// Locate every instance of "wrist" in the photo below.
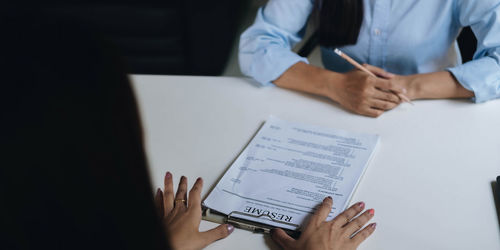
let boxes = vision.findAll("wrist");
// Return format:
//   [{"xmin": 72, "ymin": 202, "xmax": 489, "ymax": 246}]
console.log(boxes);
[
  {"xmin": 323, "ymin": 71, "xmax": 345, "ymax": 102},
  {"xmin": 401, "ymin": 74, "xmax": 422, "ymax": 100}
]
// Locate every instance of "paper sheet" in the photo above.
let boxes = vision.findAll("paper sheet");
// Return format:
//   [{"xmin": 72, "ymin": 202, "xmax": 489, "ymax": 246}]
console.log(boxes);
[{"xmin": 203, "ymin": 116, "xmax": 379, "ymax": 231}]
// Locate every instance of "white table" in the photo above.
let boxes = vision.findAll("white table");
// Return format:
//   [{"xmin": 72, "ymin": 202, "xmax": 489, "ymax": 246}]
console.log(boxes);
[{"xmin": 131, "ymin": 75, "xmax": 500, "ymax": 250}]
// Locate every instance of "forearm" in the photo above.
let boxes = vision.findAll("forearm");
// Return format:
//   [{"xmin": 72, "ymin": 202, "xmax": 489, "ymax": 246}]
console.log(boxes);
[
  {"xmin": 405, "ymin": 71, "xmax": 474, "ymax": 100},
  {"xmin": 273, "ymin": 62, "xmax": 342, "ymax": 99}
]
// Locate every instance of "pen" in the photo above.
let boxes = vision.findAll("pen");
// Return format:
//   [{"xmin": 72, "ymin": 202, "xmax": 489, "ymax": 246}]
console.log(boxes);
[{"xmin": 334, "ymin": 48, "xmax": 413, "ymax": 105}]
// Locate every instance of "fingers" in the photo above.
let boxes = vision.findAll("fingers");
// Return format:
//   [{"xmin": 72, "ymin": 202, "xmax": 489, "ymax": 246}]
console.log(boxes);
[
  {"xmin": 351, "ymin": 223, "xmax": 377, "ymax": 246},
  {"xmin": 373, "ymin": 78, "xmax": 406, "ymax": 94},
  {"xmin": 200, "ymin": 224, "xmax": 234, "ymax": 247},
  {"xmin": 373, "ymin": 88, "xmax": 401, "ymax": 103},
  {"xmin": 344, "ymin": 208, "xmax": 375, "ymax": 236},
  {"xmin": 354, "ymin": 96, "xmax": 398, "ymax": 117},
  {"xmin": 357, "ymin": 107, "xmax": 384, "ymax": 118},
  {"xmin": 331, "ymin": 202, "xmax": 365, "ymax": 228},
  {"xmin": 362, "ymin": 64, "xmax": 394, "ymax": 79},
  {"xmin": 188, "ymin": 177, "xmax": 203, "ymax": 213},
  {"xmin": 369, "ymin": 99, "xmax": 398, "ymax": 111},
  {"xmin": 270, "ymin": 228, "xmax": 295, "ymax": 249},
  {"xmin": 174, "ymin": 176, "xmax": 188, "ymax": 210},
  {"xmin": 163, "ymin": 172, "xmax": 175, "ymax": 215},
  {"xmin": 311, "ymin": 196, "xmax": 333, "ymax": 227},
  {"xmin": 154, "ymin": 188, "xmax": 164, "ymax": 218}
]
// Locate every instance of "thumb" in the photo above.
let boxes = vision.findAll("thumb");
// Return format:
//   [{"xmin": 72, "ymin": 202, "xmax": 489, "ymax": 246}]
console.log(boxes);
[
  {"xmin": 200, "ymin": 224, "xmax": 234, "ymax": 247},
  {"xmin": 362, "ymin": 63, "xmax": 394, "ymax": 79},
  {"xmin": 270, "ymin": 228, "xmax": 295, "ymax": 249}
]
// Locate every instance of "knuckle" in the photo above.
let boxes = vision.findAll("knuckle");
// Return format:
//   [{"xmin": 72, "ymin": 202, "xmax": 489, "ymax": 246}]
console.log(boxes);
[
  {"xmin": 366, "ymin": 111, "xmax": 377, "ymax": 117},
  {"xmin": 386, "ymin": 82, "xmax": 395, "ymax": 89},
  {"xmin": 332, "ymin": 216, "xmax": 345, "ymax": 227},
  {"xmin": 346, "ymin": 206, "xmax": 358, "ymax": 216},
  {"xmin": 218, "ymin": 226, "xmax": 229, "ymax": 238},
  {"xmin": 190, "ymin": 185, "xmax": 200, "ymax": 193},
  {"xmin": 352, "ymin": 101, "xmax": 363, "ymax": 111},
  {"xmin": 357, "ymin": 230, "xmax": 370, "ymax": 241},
  {"xmin": 365, "ymin": 76, "xmax": 375, "ymax": 85},
  {"xmin": 375, "ymin": 79, "xmax": 387, "ymax": 88},
  {"xmin": 361, "ymin": 87, "xmax": 371, "ymax": 97},
  {"xmin": 188, "ymin": 189, "xmax": 197, "ymax": 197},
  {"xmin": 320, "ymin": 203, "xmax": 330, "ymax": 211},
  {"xmin": 342, "ymin": 214, "xmax": 351, "ymax": 223},
  {"xmin": 190, "ymin": 205, "xmax": 202, "ymax": 213},
  {"xmin": 389, "ymin": 94, "xmax": 398, "ymax": 102},
  {"xmin": 355, "ymin": 219, "xmax": 365, "ymax": 229}
]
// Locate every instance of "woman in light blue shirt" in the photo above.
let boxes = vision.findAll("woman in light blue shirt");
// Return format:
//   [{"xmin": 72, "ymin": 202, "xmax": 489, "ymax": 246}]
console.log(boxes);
[{"xmin": 239, "ymin": 0, "xmax": 500, "ymax": 117}]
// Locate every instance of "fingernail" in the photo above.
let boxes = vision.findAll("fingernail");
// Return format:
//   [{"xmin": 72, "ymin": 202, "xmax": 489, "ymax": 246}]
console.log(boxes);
[
  {"xmin": 371, "ymin": 223, "xmax": 377, "ymax": 229},
  {"xmin": 227, "ymin": 224, "xmax": 234, "ymax": 234},
  {"xmin": 358, "ymin": 201, "xmax": 365, "ymax": 208},
  {"xmin": 326, "ymin": 196, "xmax": 333, "ymax": 201},
  {"xmin": 402, "ymin": 88, "xmax": 407, "ymax": 94},
  {"xmin": 181, "ymin": 176, "xmax": 186, "ymax": 181},
  {"xmin": 368, "ymin": 209, "xmax": 375, "ymax": 215},
  {"xmin": 166, "ymin": 172, "xmax": 172, "ymax": 179},
  {"xmin": 196, "ymin": 177, "xmax": 202, "ymax": 182},
  {"xmin": 156, "ymin": 188, "xmax": 161, "ymax": 195}
]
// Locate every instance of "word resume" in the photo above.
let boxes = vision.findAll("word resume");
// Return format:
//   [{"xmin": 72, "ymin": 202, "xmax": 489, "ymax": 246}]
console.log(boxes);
[{"xmin": 203, "ymin": 116, "xmax": 380, "ymax": 231}]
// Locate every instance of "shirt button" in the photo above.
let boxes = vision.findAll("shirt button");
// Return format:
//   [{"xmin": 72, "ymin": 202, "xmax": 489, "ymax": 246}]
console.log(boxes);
[{"xmin": 374, "ymin": 28, "xmax": 381, "ymax": 35}]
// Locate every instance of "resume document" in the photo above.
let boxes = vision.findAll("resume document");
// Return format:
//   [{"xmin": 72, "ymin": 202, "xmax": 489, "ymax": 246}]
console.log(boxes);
[{"xmin": 203, "ymin": 116, "xmax": 379, "ymax": 231}]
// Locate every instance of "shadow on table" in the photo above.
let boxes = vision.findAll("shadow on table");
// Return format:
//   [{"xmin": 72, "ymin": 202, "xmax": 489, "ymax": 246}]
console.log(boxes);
[{"xmin": 491, "ymin": 180, "xmax": 500, "ymax": 229}]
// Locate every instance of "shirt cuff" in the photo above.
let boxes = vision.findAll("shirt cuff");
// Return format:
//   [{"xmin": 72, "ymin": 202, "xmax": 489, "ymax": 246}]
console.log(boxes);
[{"xmin": 447, "ymin": 57, "xmax": 500, "ymax": 103}]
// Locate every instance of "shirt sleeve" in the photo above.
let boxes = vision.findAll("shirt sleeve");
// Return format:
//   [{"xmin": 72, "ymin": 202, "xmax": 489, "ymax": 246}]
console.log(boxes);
[
  {"xmin": 448, "ymin": 0, "xmax": 500, "ymax": 103},
  {"xmin": 238, "ymin": 0, "xmax": 313, "ymax": 86}
]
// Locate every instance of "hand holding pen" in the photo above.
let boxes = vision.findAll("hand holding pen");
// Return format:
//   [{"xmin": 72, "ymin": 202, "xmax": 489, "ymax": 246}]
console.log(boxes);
[{"xmin": 334, "ymin": 48, "xmax": 413, "ymax": 105}]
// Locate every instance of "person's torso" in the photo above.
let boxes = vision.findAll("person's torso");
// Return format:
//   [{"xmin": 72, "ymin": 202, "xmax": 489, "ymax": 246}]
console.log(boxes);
[{"xmin": 321, "ymin": 0, "xmax": 462, "ymax": 75}]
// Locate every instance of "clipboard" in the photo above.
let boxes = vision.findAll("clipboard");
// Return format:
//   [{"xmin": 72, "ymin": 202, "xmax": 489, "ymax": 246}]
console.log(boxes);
[
  {"xmin": 202, "ymin": 207, "xmax": 301, "ymax": 238},
  {"xmin": 201, "ymin": 116, "xmax": 380, "ymax": 238}
]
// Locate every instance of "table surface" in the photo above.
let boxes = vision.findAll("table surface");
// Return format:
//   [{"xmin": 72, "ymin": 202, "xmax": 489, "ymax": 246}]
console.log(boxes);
[{"xmin": 131, "ymin": 75, "xmax": 500, "ymax": 250}]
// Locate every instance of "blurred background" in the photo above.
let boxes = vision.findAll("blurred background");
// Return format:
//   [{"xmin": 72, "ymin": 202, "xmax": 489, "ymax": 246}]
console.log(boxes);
[
  {"xmin": 35, "ymin": 0, "xmax": 322, "ymax": 77},
  {"xmin": 35, "ymin": 0, "xmax": 475, "ymax": 77}
]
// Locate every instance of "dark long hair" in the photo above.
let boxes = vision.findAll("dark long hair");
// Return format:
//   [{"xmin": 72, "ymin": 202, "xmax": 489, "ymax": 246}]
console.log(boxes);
[
  {"xmin": 314, "ymin": 0, "xmax": 364, "ymax": 48},
  {"xmin": 0, "ymin": 11, "xmax": 170, "ymax": 250}
]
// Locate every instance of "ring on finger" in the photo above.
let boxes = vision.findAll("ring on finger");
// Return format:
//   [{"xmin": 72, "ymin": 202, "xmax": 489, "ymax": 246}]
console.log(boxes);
[{"xmin": 174, "ymin": 199, "xmax": 186, "ymax": 206}]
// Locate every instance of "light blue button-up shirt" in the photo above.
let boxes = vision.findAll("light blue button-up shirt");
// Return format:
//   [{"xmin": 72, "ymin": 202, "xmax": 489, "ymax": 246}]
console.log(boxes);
[{"xmin": 239, "ymin": 0, "xmax": 500, "ymax": 103}]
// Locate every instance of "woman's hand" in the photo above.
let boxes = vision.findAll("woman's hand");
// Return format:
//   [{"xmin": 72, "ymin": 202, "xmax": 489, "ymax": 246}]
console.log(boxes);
[
  {"xmin": 327, "ymin": 67, "xmax": 406, "ymax": 117},
  {"xmin": 273, "ymin": 62, "xmax": 406, "ymax": 118},
  {"xmin": 271, "ymin": 197, "xmax": 376, "ymax": 250},
  {"xmin": 155, "ymin": 172, "xmax": 234, "ymax": 250}
]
